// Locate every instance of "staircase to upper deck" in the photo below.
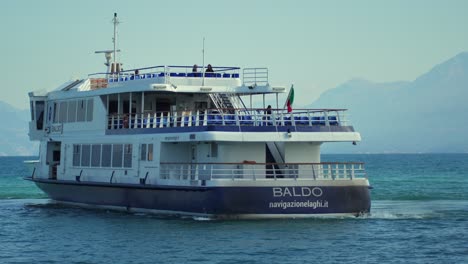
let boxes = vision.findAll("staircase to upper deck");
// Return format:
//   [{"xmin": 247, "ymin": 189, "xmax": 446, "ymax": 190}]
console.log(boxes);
[
  {"xmin": 209, "ymin": 93, "xmax": 247, "ymax": 114},
  {"xmin": 209, "ymin": 68, "xmax": 269, "ymax": 114},
  {"xmin": 209, "ymin": 93, "xmax": 232, "ymax": 111},
  {"xmin": 266, "ymin": 142, "xmax": 285, "ymax": 164}
]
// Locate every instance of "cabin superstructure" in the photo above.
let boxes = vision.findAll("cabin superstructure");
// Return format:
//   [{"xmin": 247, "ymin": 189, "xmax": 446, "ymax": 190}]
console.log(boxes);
[{"xmin": 28, "ymin": 65, "xmax": 360, "ymax": 179}]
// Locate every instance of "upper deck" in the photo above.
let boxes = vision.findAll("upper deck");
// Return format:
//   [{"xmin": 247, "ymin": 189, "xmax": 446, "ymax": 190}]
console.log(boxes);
[
  {"xmin": 80, "ymin": 65, "xmax": 270, "ymax": 94},
  {"xmin": 106, "ymin": 108, "xmax": 356, "ymax": 136}
]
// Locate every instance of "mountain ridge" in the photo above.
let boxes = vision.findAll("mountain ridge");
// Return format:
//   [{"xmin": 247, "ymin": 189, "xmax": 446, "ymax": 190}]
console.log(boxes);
[{"xmin": 310, "ymin": 51, "xmax": 468, "ymax": 153}]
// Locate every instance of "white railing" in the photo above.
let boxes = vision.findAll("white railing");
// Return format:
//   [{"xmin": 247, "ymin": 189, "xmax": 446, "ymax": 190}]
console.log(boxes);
[
  {"xmin": 159, "ymin": 162, "xmax": 366, "ymax": 181},
  {"xmin": 242, "ymin": 68, "xmax": 268, "ymax": 86},
  {"xmin": 107, "ymin": 108, "xmax": 348, "ymax": 129},
  {"xmin": 89, "ymin": 65, "xmax": 241, "ymax": 84}
]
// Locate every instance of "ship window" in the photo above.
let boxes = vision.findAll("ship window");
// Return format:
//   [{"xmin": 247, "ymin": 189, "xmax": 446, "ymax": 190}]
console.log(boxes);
[
  {"xmin": 48, "ymin": 104, "xmax": 53, "ymax": 123},
  {"xmin": 86, "ymin": 99, "xmax": 93, "ymax": 122},
  {"xmin": 35, "ymin": 101, "xmax": 45, "ymax": 130},
  {"xmin": 102, "ymin": 144, "xmax": 112, "ymax": 167},
  {"xmin": 77, "ymin": 99, "xmax": 86, "ymax": 122},
  {"xmin": 140, "ymin": 144, "xmax": 153, "ymax": 161},
  {"xmin": 91, "ymin": 144, "xmax": 101, "ymax": 167},
  {"xmin": 211, "ymin": 143, "xmax": 218, "ymax": 158},
  {"xmin": 148, "ymin": 144, "xmax": 153, "ymax": 161},
  {"xmin": 81, "ymin": 144, "xmax": 91, "ymax": 167},
  {"xmin": 54, "ymin": 102, "xmax": 59, "ymax": 123},
  {"xmin": 59, "ymin": 101, "xmax": 67, "ymax": 123},
  {"xmin": 30, "ymin": 101, "xmax": 34, "ymax": 120},
  {"xmin": 73, "ymin": 145, "xmax": 81, "ymax": 166},
  {"xmin": 124, "ymin": 144, "xmax": 132, "ymax": 168},
  {"xmin": 112, "ymin": 144, "xmax": 123, "ymax": 168},
  {"xmin": 140, "ymin": 144, "xmax": 147, "ymax": 160},
  {"xmin": 68, "ymin": 100, "xmax": 77, "ymax": 123}
]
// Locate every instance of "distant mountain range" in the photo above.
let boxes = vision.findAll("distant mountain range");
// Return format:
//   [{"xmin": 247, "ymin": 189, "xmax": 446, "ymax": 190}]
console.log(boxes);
[
  {"xmin": 1, "ymin": 52, "xmax": 467, "ymax": 155},
  {"xmin": 311, "ymin": 52, "xmax": 468, "ymax": 153},
  {"xmin": 0, "ymin": 101, "xmax": 38, "ymax": 156}
]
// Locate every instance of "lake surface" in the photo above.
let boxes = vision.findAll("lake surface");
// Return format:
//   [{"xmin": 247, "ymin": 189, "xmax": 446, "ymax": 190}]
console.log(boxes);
[{"xmin": 1, "ymin": 154, "xmax": 467, "ymax": 263}]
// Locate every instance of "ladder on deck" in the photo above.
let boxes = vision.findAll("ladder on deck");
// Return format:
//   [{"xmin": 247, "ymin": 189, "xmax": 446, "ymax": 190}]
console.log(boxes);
[
  {"xmin": 266, "ymin": 142, "xmax": 285, "ymax": 164},
  {"xmin": 209, "ymin": 93, "xmax": 247, "ymax": 114}
]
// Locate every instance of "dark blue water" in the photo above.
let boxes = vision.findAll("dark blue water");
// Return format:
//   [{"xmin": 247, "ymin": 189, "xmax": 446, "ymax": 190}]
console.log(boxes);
[{"xmin": 1, "ymin": 155, "xmax": 468, "ymax": 263}]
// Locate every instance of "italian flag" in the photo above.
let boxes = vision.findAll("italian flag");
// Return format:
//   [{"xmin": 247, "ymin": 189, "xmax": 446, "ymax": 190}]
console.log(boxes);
[{"xmin": 286, "ymin": 85, "xmax": 295, "ymax": 112}]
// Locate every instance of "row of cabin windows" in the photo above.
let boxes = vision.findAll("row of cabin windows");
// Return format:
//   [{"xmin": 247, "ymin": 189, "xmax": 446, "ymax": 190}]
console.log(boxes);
[
  {"xmin": 72, "ymin": 144, "xmax": 132, "ymax": 168},
  {"xmin": 54, "ymin": 99, "xmax": 93, "ymax": 123}
]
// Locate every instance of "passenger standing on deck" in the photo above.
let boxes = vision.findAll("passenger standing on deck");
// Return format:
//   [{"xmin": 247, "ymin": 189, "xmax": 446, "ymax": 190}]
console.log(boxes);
[
  {"xmin": 131, "ymin": 69, "xmax": 139, "ymax": 80},
  {"xmin": 206, "ymin": 64, "xmax": 214, "ymax": 72},
  {"xmin": 205, "ymin": 64, "xmax": 214, "ymax": 77},
  {"xmin": 265, "ymin": 105, "xmax": 272, "ymax": 115},
  {"xmin": 192, "ymin": 64, "xmax": 200, "ymax": 77},
  {"xmin": 123, "ymin": 114, "xmax": 129, "ymax": 129}
]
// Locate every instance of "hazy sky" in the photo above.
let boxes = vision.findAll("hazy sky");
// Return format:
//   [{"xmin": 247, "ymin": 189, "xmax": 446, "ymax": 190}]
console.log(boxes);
[{"xmin": 1, "ymin": 0, "xmax": 467, "ymax": 109}]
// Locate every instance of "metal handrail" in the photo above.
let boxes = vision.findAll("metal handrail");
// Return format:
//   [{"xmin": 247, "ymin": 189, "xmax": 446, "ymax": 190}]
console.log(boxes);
[
  {"xmin": 106, "ymin": 108, "xmax": 349, "ymax": 130},
  {"xmin": 243, "ymin": 68, "xmax": 268, "ymax": 86},
  {"xmin": 159, "ymin": 162, "xmax": 366, "ymax": 181},
  {"xmin": 89, "ymin": 65, "xmax": 241, "ymax": 78},
  {"xmin": 160, "ymin": 162, "xmax": 364, "ymax": 165}
]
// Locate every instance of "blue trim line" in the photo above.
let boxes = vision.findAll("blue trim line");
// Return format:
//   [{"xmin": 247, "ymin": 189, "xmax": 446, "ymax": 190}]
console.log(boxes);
[{"xmin": 105, "ymin": 126, "xmax": 355, "ymax": 135}]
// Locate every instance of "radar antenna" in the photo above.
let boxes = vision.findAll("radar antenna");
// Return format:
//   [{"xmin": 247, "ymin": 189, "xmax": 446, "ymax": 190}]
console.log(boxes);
[
  {"xmin": 94, "ymin": 13, "xmax": 122, "ymax": 76},
  {"xmin": 95, "ymin": 50, "xmax": 121, "ymax": 74}
]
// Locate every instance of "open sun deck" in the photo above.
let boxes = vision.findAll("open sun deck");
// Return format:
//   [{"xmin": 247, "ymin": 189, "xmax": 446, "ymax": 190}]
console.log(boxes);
[{"xmin": 85, "ymin": 65, "xmax": 265, "ymax": 91}]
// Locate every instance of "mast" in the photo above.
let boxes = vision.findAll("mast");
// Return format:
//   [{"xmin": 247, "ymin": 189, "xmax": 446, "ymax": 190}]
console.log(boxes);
[
  {"xmin": 95, "ymin": 13, "xmax": 121, "ymax": 75},
  {"xmin": 112, "ymin": 13, "xmax": 119, "ymax": 65}
]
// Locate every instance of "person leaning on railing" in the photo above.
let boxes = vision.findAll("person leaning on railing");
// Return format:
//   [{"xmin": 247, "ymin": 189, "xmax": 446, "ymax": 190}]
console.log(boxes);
[{"xmin": 123, "ymin": 114, "xmax": 129, "ymax": 129}]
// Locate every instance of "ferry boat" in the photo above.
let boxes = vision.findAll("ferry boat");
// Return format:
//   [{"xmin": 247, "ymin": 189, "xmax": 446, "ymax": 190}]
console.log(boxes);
[{"xmin": 26, "ymin": 14, "xmax": 371, "ymax": 219}]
